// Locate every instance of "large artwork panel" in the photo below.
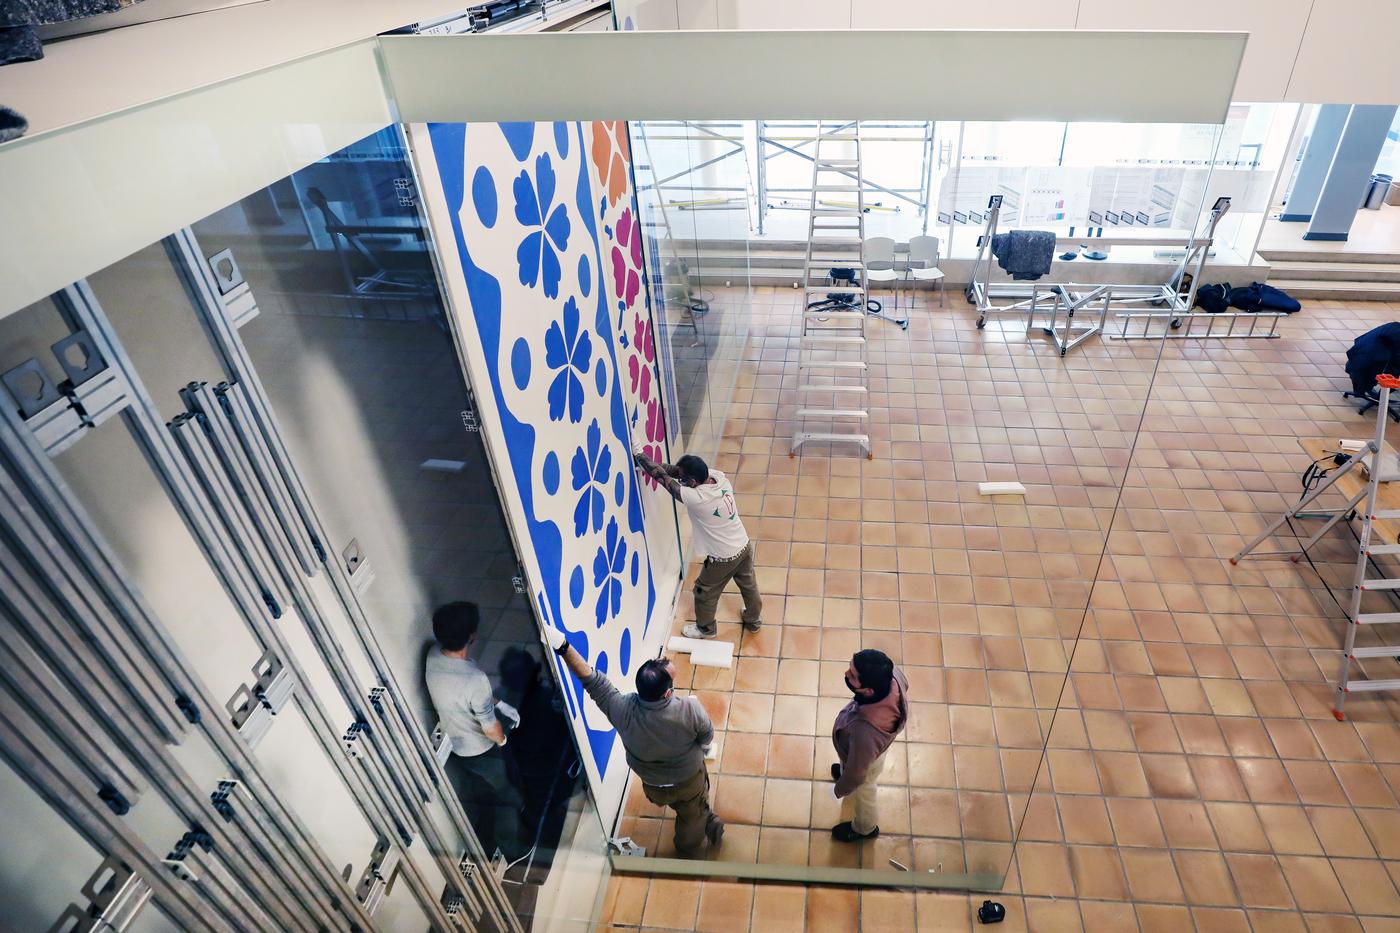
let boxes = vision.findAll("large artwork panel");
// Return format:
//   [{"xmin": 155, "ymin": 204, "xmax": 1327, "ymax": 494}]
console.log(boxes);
[
  {"xmin": 411, "ymin": 120, "xmax": 681, "ymax": 825},
  {"xmin": 586, "ymin": 119, "xmax": 684, "ymax": 608}
]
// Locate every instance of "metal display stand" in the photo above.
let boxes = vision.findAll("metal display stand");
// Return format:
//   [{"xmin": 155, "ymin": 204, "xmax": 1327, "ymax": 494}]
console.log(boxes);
[
  {"xmin": 967, "ymin": 195, "xmax": 1233, "ymax": 356},
  {"xmin": 0, "ymin": 245, "xmax": 526, "ymax": 930}
]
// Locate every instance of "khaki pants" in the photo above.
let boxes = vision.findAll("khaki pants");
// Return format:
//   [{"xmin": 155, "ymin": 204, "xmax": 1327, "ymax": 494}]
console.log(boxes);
[
  {"xmin": 642, "ymin": 763, "xmax": 721, "ymax": 858},
  {"xmin": 839, "ymin": 751, "xmax": 887, "ymax": 835},
  {"xmin": 692, "ymin": 543, "xmax": 762, "ymax": 635}
]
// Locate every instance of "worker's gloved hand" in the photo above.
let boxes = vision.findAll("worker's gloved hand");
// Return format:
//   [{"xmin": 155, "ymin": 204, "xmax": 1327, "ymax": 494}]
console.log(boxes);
[{"xmin": 543, "ymin": 625, "xmax": 567, "ymax": 654}]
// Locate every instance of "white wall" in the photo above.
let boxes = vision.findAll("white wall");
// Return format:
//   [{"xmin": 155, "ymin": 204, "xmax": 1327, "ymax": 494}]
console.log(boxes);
[{"xmin": 616, "ymin": 0, "xmax": 1400, "ymax": 104}]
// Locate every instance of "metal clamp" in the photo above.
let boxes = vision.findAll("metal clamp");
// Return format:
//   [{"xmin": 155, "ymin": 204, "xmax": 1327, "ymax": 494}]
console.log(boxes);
[
  {"xmin": 210, "ymin": 779, "xmax": 249, "ymax": 822},
  {"xmin": 354, "ymin": 839, "xmax": 402, "ymax": 914},
  {"xmin": 608, "ymin": 837, "xmax": 646, "ymax": 857},
  {"xmin": 225, "ymin": 651, "xmax": 294, "ymax": 747},
  {"xmin": 206, "ymin": 249, "xmax": 260, "ymax": 329},
  {"xmin": 162, "ymin": 827, "xmax": 215, "ymax": 882},
  {"xmin": 1, "ymin": 359, "xmax": 85, "ymax": 456},
  {"xmin": 342, "ymin": 719, "xmax": 370, "ymax": 759},
  {"xmin": 46, "ymin": 856, "xmax": 153, "ymax": 933}
]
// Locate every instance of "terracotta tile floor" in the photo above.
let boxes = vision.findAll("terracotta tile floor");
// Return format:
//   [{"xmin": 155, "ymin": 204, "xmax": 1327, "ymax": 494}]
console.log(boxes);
[{"xmin": 602, "ymin": 289, "xmax": 1400, "ymax": 931}]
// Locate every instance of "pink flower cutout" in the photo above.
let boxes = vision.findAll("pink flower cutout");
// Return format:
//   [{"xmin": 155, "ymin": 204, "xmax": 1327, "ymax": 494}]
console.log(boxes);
[{"xmin": 611, "ymin": 208, "xmax": 642, "ymax": 309}]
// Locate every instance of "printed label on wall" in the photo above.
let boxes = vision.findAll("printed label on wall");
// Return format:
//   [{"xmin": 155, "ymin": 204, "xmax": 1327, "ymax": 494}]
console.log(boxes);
[{"xmin": 411, "ymin": 120, "xmax": 681, "ymax": 825}]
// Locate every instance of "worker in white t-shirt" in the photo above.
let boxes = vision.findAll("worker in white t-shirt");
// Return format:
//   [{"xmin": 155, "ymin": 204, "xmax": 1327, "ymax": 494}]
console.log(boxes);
[{"xmin": 634, "ymin": 450, "xmax": 762, "ymax": 639}]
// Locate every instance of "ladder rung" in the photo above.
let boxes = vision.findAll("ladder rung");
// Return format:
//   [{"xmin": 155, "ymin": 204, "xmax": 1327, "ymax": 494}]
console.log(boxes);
[
  {"xmin": 1341, "ymin": 678, "xmax": 1400, "ymax": 693},
  {"xmin": 1366, "ymin": 544, "xmax": 1400, "ymax": 556},
  {"xmin": 795, "ymin": 432, "xmax": 870, "ymax": 445},
  {"xmin": 797, "ymin": 384, "xmax": 867, "ymax": 393},
  {"xmin": 814, "ymin": 184, "xmax": 860, "ymax": 192},
  {"xmin": 1371, "ymin": 510, "xmax": 1400, "ymax": 520},
  {"xmin": 800, "ymin": 335, "xmax": 865, "ymax": 345},
  {"xmin": 1360, "ymin": 579, "xmax": 1400, "ymax": 591},
  {"xmin": 1356, "ymin": 613, "xmax": 1400, "ymax": 625},
  {"xmin": 799, "ymin": 360, "xmax": 867, "ymax": 370},
  {"xmin": 817, "ymin": 160, "xmax": 860, "ymax": 169},
  {"xmin": 807, "ymin": 286, "xmax": 865, "ymax": 295},
  {"xmin": 796, "ymin": 408, "xmax": 868, "ymax": 419},
  {"xmin": 1349, "ymin": 646, "xmax": 1400, "ymax": 659}
]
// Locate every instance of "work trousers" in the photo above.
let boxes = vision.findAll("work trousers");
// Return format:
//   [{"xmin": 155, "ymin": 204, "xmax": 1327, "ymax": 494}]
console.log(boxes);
[
  {"xmin": 839, "ymin": 751, "xmax": 887, "ymax": 835},
  {"xmin": 448, "ymin": 746, "xmax": 528, "ymax": 859},
  {"xmin": 692, "ymin": 543, "xmax": 762, "ymax": 635},
  {"xmin": 642, "ymin": 763, "xmax": 721, "ymax": 858}
]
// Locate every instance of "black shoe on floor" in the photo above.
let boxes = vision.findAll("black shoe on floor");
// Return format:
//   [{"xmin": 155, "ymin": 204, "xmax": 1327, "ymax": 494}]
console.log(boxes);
[
  {"xmin": 830, "ymin": 821, "xmax": 879, "ymax": 843},
  {"xmin": 831, "ymin": 763, "xmax": 841, "ymax": 782},
  {"xmin": 706, "ymin": 818, "xmax": 725, "ymax": 848},
  {"xmin": 742, "ymin": 620, "xmax": 763, "ymax": 633}
]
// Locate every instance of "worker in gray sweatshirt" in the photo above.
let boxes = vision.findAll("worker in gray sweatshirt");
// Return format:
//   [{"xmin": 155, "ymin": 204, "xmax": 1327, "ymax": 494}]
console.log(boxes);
[
  {"xmin": 829, "ymin": 648, "xmax": 909, "ymax": 842},
  {"xmin": 545, "ymin": 626, "xmax": 723, "ymax": 857}
]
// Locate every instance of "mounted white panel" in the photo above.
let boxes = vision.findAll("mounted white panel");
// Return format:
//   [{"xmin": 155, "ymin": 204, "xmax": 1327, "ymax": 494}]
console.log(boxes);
[
  {"xmin": 0, "ymin": 42, "xmax": 389, "ymax": 318},
  {"xmin": 381, "ymin": 29, "xmax": 1246, "ymax": 124},
  {"xmin": 1074, "ymin": 0, "xmax": 1313, "ymax": 103},
  {"xmin": 1286, "ymin": 0, "xmax": 1400, "ymax": 104}
]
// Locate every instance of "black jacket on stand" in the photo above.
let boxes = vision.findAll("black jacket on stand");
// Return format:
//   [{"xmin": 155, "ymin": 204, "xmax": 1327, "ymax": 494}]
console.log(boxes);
[{"xmin": 1345, "ymin": 322, "xmax": 1400, "ymax": 396}]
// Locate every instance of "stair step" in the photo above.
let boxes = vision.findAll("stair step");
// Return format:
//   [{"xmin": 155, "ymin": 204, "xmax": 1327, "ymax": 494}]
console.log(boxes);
[
  {"xmin": 1341, "ymin": 678, "xmax": 1400, "ymax": 693},
  {"xmin": 1259, "ymin": 248, "xmax": 1400, "ymax": 265},
  {"xmin": 1349, "ymin": 646, "xmax": 1400, "ymax": 659},
  {"xmin": 1268, "ymin": 260, "xmax": 1400, "ymax": 282},
  {"xmin": 797, "ymin": 384, "xmax": 867, "ymax": 393},
  {"xmin": 1355, "ymin": 613, "xmax": 1400, "ymax": 625},
  {"xmin": 1366, "ymin": 544, "xmax": 1400, "ymax": 556},
  {"xmin": 1270, "ymin": 280, "xmax": 1400, "ymax": 301},
  {"xmin": 1360, "ymin": 578, "xmax": 1400, "ymax": 591}
]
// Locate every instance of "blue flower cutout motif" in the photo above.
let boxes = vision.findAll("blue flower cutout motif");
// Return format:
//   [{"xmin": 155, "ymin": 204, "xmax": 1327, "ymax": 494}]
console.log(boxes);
[
  {"xmin": 514, "ymin": 152, "xmax": 572, "ymax": 297},
  {"xmin": 592, "ymin": 516, "xmax": 628, "ymax": 626},
  {"xmin": 570, "ymin": 419, "xmax": 612, "ymax": 536},
  {"xmin": 544, "ymin": 297, "xmax": 593, "ymax": 423}
]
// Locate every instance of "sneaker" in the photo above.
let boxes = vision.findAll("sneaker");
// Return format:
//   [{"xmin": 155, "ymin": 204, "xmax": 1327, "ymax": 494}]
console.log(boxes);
[
  {"xmin": 830, "ymin": 821, "xmax": 879, "ymax": 843},
  {"xmin": 830, "ymin": 763, "xmax": 841, "ymax": 782},
  {"xmin": 742, "ymin": 620, "xmax": 763, "ymax": 633},
  {"xmin": 682, "ymin": 623, "xmax": 717, "ymax": 640}
]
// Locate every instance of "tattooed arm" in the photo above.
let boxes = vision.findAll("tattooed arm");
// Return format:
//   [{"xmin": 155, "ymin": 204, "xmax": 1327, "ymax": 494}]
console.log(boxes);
[{"xmin": 633, "ymin": 451, "xmax": 686, "ymax": 502}]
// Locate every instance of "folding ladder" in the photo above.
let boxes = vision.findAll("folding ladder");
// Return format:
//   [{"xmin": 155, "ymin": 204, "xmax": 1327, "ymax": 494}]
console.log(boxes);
[
  {"xmin": 792, "ymin": 121, "xmax": 872, "ymax": 459},
  {"xmin": 1231, "ymin": 374, "xmax": 1400, "ymax": 719}
]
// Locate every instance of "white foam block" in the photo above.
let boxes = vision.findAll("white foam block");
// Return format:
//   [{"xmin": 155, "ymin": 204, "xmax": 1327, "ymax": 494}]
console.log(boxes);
[
  {"xmin": 978, "ymin": 481, "xmax": 1026, "ymax": 496},
  {"xmin": 665, "ymin": 636, "xmax": 734, "ymax": 669}
]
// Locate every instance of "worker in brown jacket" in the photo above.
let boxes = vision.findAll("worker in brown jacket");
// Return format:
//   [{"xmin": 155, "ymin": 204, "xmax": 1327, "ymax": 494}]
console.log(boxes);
[{"xmin": 829, "ymin": 649, "xmax": 909, "ymax": 842}]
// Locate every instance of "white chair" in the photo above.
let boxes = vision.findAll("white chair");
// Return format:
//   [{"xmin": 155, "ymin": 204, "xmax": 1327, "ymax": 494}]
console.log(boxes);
[
  {"xmin": 906, "ymin": 235, "xmax": 946, "ymax": 307},
  {"xmin": 863, "ymin": 235, "xmax": 900, "ymax": 316}
]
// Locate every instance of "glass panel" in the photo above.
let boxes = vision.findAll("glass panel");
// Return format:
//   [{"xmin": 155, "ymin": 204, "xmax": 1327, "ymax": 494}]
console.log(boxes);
[{"xmin": 604, "ymin": 118, "xmax": 1238, "ymax": 892}]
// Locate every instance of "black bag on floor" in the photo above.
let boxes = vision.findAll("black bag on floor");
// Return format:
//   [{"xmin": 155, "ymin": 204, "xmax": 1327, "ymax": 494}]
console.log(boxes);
[
  {"xmin": 1194, "ymin": 282, "xmax": 1230, "ymax": 313},
  {"xmin": 1228, "ymin": 281, "xmax": 1302, "ymax": 314}
]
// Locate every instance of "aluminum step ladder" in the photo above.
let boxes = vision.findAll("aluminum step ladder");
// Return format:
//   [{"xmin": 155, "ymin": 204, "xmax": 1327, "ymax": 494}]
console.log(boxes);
[
  {"xmin": 792, "ymin": 121, "xmax": 871, "ymax": 459},
  {"xmin": 1230, "ymin": 374, "xmax": 1400, "ymax": 719}
]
